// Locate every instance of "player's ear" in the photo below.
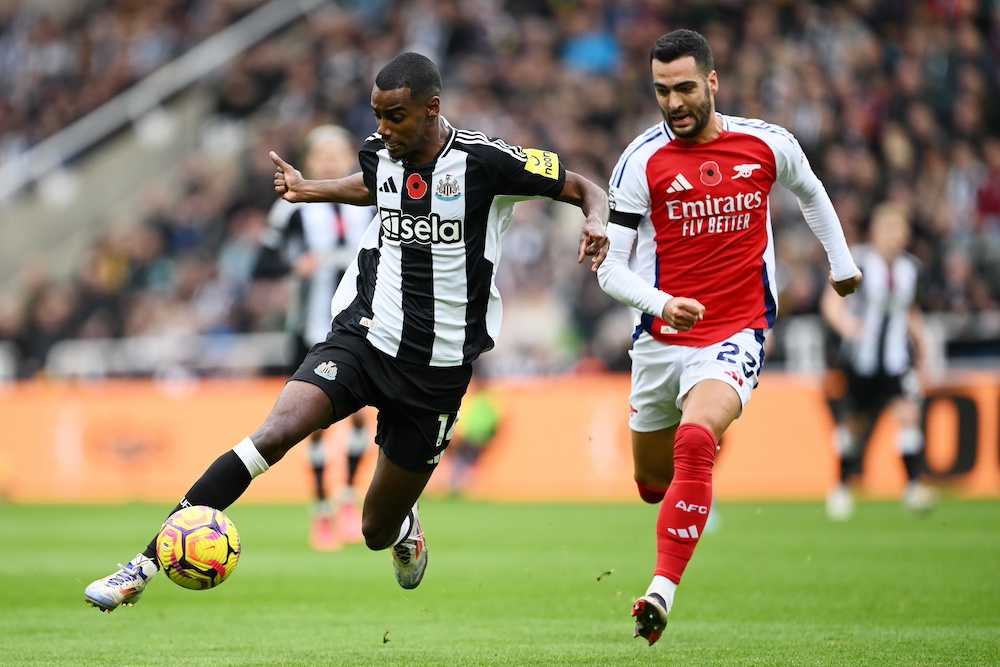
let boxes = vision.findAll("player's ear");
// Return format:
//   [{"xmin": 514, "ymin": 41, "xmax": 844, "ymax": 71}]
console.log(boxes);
[{"xmin": 426, "ymin": 96, "xmax": 441, "ymax": 118}]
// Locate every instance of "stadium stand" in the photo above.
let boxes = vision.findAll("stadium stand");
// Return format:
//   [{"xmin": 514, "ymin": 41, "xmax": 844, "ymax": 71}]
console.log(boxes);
[{"xmin": 1, "ymin": 0, "xmax": 999, "ymax": 379}]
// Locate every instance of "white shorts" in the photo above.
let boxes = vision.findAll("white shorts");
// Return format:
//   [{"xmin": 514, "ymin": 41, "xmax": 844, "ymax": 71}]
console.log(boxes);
[{"xmin": 628, "ymin": 328, "xmax": 766, "ymax": 433}]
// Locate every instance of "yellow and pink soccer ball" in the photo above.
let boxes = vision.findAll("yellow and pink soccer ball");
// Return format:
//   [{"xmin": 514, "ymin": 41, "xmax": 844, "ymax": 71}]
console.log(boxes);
[{"xmin": 156, "ymin": 505, "xmax": 241, "ymax": 590}]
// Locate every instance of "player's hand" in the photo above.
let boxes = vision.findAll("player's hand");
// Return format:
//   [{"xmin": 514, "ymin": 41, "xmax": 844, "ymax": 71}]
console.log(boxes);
[
  {"xmin": 662, "ymin": 297, "xmax": 705, "ymax": 332},
  {"xmin": 270, "ymin": 151, "xmax": 305, "ymax": 202},
  {"xmin": 578, "ymin": 218, "xmax": 609, "ymax": 272},
  {"xmin": 830, "ymin": 271, "xmax": 862, "ymax": 297},
  {"xmin": 292, "ymin": 252, "xmax": 319, "ymax": 277}
]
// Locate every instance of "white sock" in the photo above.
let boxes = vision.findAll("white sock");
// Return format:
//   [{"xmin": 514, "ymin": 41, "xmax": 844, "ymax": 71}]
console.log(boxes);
[
  {"xmin": 898, "ymin": 427, "xmax": 924, "ymax": 456},
  {"xmin": 646, "ymin": 575, "xmax": 678, "ymax": 614},
  {"xmin": 233, "ymin": 437, "xmax": 270, "ymax": 479}
]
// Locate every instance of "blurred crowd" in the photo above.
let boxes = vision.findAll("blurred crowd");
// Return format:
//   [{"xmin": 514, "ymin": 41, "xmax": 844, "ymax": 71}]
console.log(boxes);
[{"xmin": 1, "ymin": 0, "xmax": 1000, "ymax": 379}]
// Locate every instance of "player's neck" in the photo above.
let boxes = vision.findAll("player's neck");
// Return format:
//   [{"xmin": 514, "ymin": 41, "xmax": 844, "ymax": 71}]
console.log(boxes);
[
  {"xmin": 406, "ymin": 118, "xmax": 451, "ymax": 166},
  {"xmin": 675, "ymin": 113, "xmax": 723, "ymax": 145}
]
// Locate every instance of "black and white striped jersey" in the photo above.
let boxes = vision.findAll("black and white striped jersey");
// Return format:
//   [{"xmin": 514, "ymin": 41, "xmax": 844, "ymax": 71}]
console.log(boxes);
[
  {"xmin": 254, "ymin": 198, "xmax": 373, "ymax": 345},
  {"xmin": 329, "ymin": 123, "xmax": 566, "ymax": 367},
  {"xmin": 840, "ymin": 244, "xmax": 921, "ymax": 376}
]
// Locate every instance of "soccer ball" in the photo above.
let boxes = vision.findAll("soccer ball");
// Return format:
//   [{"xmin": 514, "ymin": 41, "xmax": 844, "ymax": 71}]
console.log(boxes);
[{"xmin": 156, "ymin": 505, "xmax": 241, "ymax": 590}]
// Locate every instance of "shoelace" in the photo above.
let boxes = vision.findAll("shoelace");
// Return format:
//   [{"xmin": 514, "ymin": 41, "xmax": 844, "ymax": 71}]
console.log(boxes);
[
  {"xmin": 108, "ymin": 563, "xmax": 145, "ymax": 586},
  {"xmin": 392, "ymin": 544, "xmax": 412, "ymax": 565}
]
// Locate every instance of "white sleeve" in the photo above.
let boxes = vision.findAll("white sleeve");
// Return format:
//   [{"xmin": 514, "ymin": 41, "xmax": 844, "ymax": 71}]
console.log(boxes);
[
  {"xmin": 596, "ymin": 222, "xmax": 671, "ymax": 318},
  {"xmin": 797, "ymin": 191, "xmax": 860, "ymax": 281},
  {"xmin": 776, "ymin": 136, "xmax": 859, "ymax": 282}
]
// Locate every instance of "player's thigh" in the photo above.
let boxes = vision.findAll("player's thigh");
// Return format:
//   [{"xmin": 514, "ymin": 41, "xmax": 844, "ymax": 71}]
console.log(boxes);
[
  {"xmin": 370, "ymin": 355, "xmax": 471, "ymax": 473},
  {"xmin": 678, "ymin": 329, "xmax": 765, "ymax": 434},
  {"xmin": 290, "ymin": 334, "xmax": 373, "ymax": 421},
  {"xmin": 627, "ymin": 333, "xmax": 686, "ymax": 433},
  {"xmin": 680, "ymin": 380, "xmax": 743, "ymax": 440},
  {"xmin": 632, "ymin": 426, "xmax": 678, "ymax": 488}
]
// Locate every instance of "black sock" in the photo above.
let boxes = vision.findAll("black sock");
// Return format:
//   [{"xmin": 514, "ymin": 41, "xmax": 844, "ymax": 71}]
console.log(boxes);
[
  {"xmin": 313, "ymin": 465, "xmax": 326, "ymax": 502},
  {"xmin": 840, "ymin": 456, "xmax": 863, "ymax": 484},
  {"xmin": 347, "ymin": 454, "xmax": 363, "ymax": 486},
  {"xmin": 902, "ymin": 453, "xmax": 923, "ymax": 482},
  {"xmin": 143, "ymin": 450, "xmax": 253, "ymax": 563}
]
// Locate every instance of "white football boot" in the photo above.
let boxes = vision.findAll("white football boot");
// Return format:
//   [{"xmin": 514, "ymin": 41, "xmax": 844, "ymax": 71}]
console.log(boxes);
[
  {"xmin": 904, "ymin": 481, "xmax": 937, "ymax": 514},
  {"xmin": 391, "ymin": 506, "xmax": 427, "ymax": 589},
  {"xmin": 84, "ymin": 553, "xmax": 158, "ymax": 612},
  {"xmin": 825, "ymin": 484, "xmax": 855, "ymax": 521}
]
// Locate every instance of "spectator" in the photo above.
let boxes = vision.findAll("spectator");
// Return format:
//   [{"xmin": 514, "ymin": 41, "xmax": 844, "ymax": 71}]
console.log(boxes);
[{"xmin": 1, "ymin": 0, "xmax": 999, "ymax": 378}]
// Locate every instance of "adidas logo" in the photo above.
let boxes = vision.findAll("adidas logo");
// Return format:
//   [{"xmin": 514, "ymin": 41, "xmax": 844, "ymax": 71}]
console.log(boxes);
[
  {"xmin": 665, "ymin": 173, "xmax": 694, "ymax": 194},
  {"xmin": 379, "ymin": 178, "xmax": 398, "ymax": 194},
  {"xmin": 666, "ymin": 524, "xmax": 700, "ymax": 539}
]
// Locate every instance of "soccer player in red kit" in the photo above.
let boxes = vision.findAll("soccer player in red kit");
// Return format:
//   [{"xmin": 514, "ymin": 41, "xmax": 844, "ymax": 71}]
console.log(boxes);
[{"xmin": 597, "ymin": 29, "xmax": 863, "ymax": 646}]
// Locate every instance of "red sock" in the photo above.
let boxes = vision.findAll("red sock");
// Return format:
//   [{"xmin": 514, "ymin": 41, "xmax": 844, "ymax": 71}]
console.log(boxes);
[
  {"xmin": 655, "ymin": 423, "xmax": 717, "ymax": 584},
  {"xmin": 636, "ymin": 479, "xmax": 667, "ymax": 504}
]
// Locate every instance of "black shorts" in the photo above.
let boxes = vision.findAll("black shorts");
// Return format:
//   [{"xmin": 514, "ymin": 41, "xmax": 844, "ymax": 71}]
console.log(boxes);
[
  {"xmin": 842, "ymin": 367, "xmax": 919, "ymax": 415},
  {"xmin": 290, "ymin": 331, "xmax": 472, "ymax": 472}
]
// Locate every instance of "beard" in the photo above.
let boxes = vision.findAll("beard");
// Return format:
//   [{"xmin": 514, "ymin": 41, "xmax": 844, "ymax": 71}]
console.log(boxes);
[{"xmin": 663, "ymin": 85, "xmax": 713, "ymax": 138}]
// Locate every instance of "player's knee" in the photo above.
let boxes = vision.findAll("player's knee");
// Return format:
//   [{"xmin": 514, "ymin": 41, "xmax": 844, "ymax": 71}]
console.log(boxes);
[
  {"xmin": 635, "ymin": 470, "xmax": 672, "ymax": 497},
  {"xmin": 635, "ymin": 477, "xmax": 668, "ymax": 504},
  {"xmin": 674, "ymin": 423, "xmax": 718, "ymax": 475}
]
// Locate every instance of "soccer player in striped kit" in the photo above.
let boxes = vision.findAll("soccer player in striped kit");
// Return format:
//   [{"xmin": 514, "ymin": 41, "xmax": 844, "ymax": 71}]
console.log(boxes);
[
  {"xmin": 821, "ymin": 202, "xmax": 936, "ymax": 520},
  {"xmin": 84, "ymin": 52, "xmax": 609, "ymax": 611},
  {"xmin": 251, "ymin": 125, "xmax": 374, "ymax": 551},
  {"xmin": 596, "ymin": 29, "xmax": 862, "ymax": 645}
]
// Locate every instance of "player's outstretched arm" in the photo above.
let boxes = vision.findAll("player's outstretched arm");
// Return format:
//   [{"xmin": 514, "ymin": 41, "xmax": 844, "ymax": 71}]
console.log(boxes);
[
  {"xmin": 270, "ymin": 151, "xmax": 374, "ymax": 206},
  {"xmin": 555, "ymin": 170, "xmax": 609, "ymax": 271}
]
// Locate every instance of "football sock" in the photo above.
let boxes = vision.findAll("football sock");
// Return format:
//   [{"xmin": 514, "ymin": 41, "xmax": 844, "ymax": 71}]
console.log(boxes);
[
  {"xmin": 835, "ymin": 425, "xmax": 863, "ymax": 483},
  {"xmin": 142, "ymin": 438, "xmax": 269, "ymax": 565},
  {"xmin": 308, "ymin": 435, "xmax": 327, "ymax": 502},
  {"xmin": 898, "ymin": 426, "xmax": 924, "ymax": 481},
  {"xmin": 346, "ymin": 423, "xmax": 369, "ymax": 485},
  {"xmin": 347, "ymin": 454, "xmax": 363, "ymax": 486},
  {"xmin": 654, "ymin": 423, "xmax": 717, "ymax": 584},
  {"xmin": 636, "ymin": 479, "xmax": 667, "ymax": 504},
  {"xmin": 646, "ymin": 574, "xmax": 678, "ymax": 614},
  {"xmin": 902, "ymin": 453, "xmax": 923, "ymax": 482}
]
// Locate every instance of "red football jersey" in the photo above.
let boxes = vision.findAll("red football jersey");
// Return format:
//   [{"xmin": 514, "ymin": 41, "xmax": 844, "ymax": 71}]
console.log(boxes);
[{"xmin": 608, "ymin": 114, "xmax": 833, "ymax": 346}]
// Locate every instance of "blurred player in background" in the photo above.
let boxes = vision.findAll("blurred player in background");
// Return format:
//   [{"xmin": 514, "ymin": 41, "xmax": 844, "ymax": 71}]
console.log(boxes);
[
  {"xmin": 821, "ymin": 202, "xmax": 936, "ymax": 520},
  {"xmin": 445, "ymin": 369, "xmax": 501, "ymax": 495},
  {"xmin": 84, "ymin": 52, "xmax": 608, "ymax": 612},
  {"xmin": 252, "ymin": 125, "xmax": 373, "ymax": 550},
  {"xmin": 597, "ymin": 29, "xmax": 861, "ymax": 646}
]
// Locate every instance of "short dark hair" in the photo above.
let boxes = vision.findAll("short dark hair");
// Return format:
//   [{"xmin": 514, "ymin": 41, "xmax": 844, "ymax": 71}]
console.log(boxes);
[
  {"xmin": 650, "ymin": 29, "xmax": 714, "ymax": 75},
  {"xmin": 375, "ymin": 52, "xmax": 442, "ymax": 101}
]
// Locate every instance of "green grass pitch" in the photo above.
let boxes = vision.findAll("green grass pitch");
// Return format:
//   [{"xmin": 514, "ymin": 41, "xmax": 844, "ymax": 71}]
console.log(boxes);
[{"xmin": 1, "ymin": 499, "xmax": 998, "ymax": 666}]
